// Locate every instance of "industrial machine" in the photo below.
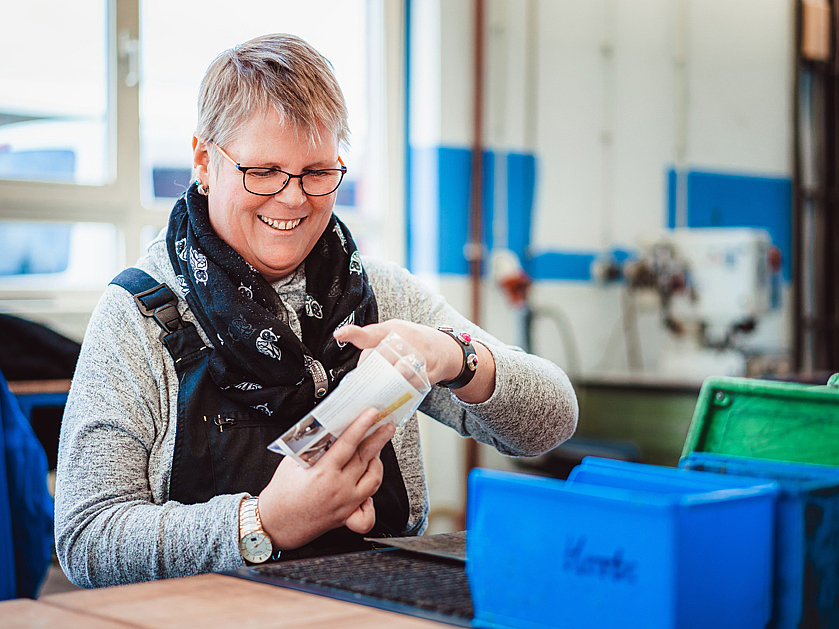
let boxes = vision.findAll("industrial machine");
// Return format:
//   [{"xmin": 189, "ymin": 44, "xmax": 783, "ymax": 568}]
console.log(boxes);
[{"xmin": 624, "ymin": 228, "xmax": 782, "ymax": 380}]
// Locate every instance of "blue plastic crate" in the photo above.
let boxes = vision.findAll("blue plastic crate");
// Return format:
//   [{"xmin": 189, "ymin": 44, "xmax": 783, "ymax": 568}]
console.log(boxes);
[
  {"xmin": 466, "ymin": 462, "xmax": 778, "ymax": 629},
  {"xmin": 680, "ymin": 452, "xmax": 839, "ymax": 629}
]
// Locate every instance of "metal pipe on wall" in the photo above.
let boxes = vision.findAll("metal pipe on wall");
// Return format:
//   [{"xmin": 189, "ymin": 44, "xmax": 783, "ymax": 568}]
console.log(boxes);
[
  {"xmin": 793, "ymin": 0, "xmax": 839, "ymax": 374},
  {"xmin": 793, "ymin": 0, "xmax": 804, "ymax": 371},
  {"xmin": 464, "ymin": 0, "xmax": 486, "ymax": 497}
]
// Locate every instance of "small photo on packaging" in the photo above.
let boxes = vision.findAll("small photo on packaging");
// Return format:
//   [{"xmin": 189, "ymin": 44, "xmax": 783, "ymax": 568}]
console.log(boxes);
[
  {"xmin": 277, "ymin": 415, "xmax": 337, "ymax": 466},
  {"xmin": 294, "ymin": 430, "xmax": 337, "ymax": 466}
]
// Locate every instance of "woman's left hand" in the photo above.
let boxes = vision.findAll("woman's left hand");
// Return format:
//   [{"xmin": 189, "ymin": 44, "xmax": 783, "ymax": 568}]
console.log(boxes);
[{"xmin": 333, "ymin": 320, "xmax": 496, "ymax": 404}]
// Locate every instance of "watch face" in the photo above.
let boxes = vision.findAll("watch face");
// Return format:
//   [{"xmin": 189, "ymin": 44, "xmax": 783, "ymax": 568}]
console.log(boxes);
[{"xmin": 240, "ymin": 532, "xmax": 273, "ymax": 563}]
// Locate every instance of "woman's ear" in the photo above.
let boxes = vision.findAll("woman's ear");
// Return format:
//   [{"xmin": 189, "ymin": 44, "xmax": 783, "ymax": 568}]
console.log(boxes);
[{"xmin": 192, "ymin": 136, "xmax": 210, "ymax": 181}]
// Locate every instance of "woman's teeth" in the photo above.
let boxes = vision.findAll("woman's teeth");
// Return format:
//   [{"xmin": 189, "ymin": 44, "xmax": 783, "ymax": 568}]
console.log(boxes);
[{"xmin": 259, "ymin": 215, "xmax": 302, "ymax": 231}]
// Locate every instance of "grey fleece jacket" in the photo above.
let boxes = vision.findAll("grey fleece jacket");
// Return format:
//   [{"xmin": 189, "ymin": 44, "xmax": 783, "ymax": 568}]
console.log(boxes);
[{"xmin": 55, "ymin": 229, "xmax": 578, "ymax": 588}]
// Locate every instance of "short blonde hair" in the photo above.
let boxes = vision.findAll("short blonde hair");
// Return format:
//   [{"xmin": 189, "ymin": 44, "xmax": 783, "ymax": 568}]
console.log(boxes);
[{"xmin": 195, "ymin": 33, "xmax": 350, "ymax": 162}]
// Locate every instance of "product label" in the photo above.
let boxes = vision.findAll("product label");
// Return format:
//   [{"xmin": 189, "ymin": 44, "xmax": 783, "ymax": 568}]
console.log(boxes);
[{"xmin": 269, "ymin": 348, "xmax": 427, "ymax": 467}]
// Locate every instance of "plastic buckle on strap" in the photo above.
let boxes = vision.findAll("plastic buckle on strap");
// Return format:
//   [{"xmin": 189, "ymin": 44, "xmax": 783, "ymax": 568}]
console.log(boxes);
[
  {"xmin": 151, "ymin": 303, "xmax": 186, "ymax": 339},
  {"xmin": 133, "ymin": 283, "xmax": 187, "ymax": 339}
]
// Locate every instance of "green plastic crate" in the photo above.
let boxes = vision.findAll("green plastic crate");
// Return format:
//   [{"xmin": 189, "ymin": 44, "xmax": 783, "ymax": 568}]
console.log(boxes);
[{"xmin": 681, "ymin": 374, "xmax": 839, "ymax": 465}]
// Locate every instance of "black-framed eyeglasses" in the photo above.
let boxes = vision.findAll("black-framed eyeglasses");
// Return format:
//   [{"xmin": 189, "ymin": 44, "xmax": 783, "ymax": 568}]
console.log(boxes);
[{"xmin": 212, "ymin": 141, "xmax": 347, "ymax": 197}]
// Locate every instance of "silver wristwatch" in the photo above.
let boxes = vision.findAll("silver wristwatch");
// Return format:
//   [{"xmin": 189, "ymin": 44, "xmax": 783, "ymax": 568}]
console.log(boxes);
[{"xmin": 238, "ymin": 496, "xmax": 275, "ymax": 564}]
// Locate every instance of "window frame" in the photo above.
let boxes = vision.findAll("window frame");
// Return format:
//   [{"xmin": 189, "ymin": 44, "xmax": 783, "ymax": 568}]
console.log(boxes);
[{"xmin": 0, "ymin": 0, "xmax": 157, "ymax": 268}]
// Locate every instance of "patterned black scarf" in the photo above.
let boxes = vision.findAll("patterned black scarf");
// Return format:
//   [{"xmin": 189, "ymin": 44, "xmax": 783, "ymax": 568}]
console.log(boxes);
[{"xmin": 166, "ymin": 182, "xmax": 377, "ymax": 427}]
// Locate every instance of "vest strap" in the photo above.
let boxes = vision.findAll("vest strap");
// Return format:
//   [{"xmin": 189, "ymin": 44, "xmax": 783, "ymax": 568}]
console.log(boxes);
[{"xmin": 111, "ymin": 268, "xmax": 190, "ymax": 340}]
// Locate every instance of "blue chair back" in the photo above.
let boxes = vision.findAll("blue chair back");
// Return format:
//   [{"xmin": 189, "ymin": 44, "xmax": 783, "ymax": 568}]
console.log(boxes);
[{"xmin": 0, "ymin": 369, "xmax": 53, "ymax": 600}]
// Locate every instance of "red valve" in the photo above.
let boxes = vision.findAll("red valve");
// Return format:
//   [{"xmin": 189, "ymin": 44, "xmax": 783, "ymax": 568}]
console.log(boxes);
[{"xmin": 768, "ymin": 246, "xmax": 782, "ymax": 273}]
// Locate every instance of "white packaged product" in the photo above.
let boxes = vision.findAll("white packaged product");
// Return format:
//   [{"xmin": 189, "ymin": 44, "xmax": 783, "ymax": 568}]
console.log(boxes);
[{"xmin": 268, "ymin": 332, "xmax": 431, "ymax": 467}]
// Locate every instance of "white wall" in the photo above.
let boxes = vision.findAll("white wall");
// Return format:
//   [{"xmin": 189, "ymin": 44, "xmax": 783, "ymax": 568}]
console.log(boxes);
[{"xmin": 410, "ymin": 0, "xmax": 795, "ymax": 530}]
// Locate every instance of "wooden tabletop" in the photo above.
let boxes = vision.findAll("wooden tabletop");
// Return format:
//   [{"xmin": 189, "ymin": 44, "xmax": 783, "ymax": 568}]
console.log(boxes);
[
  {"xmin": 0, "ymin": 573, "xmax": 449, "ymax": 628},
  {"xmin": 7, "ymin": 379, "xmax": 72, "ymax": 395}
]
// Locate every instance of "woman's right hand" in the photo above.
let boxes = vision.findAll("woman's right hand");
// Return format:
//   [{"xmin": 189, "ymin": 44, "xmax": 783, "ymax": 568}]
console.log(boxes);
[{"xmin": 257, "ymin": 408, "xmax": 395, "ymax": 551}]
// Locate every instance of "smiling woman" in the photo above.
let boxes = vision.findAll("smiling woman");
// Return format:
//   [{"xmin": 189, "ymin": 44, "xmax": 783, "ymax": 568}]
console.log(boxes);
[{"xmin": 53, "ymin": 31, "xmax": 578, "ymax": 589}]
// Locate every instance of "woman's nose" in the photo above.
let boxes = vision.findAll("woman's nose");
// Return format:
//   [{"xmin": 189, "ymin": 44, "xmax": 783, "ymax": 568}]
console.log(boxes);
[{"xmin": 274, "ymin": 177, "xmax": 306, "ymax": 206}]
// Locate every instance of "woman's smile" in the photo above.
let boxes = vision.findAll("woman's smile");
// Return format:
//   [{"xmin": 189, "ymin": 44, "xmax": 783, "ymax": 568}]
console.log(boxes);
[{"xmin": 258, "ymin": 215, "xmax": 304, "ymax": 231}]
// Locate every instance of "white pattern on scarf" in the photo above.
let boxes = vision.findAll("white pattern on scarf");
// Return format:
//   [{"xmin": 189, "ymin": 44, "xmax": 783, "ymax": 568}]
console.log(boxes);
[
  {"xmin": 255, "ymin": 328, "xmax": 282, "ymax": 361},
  {"xmin": 189, "ymin": 248, "xmax": 209, "ymax": 285}
]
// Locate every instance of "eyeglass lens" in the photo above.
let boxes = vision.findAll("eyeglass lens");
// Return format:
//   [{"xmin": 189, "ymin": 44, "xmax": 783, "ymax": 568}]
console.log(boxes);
[{"xmin": 243, "ymin": 169, "xmax": 343, "ymax": 196}]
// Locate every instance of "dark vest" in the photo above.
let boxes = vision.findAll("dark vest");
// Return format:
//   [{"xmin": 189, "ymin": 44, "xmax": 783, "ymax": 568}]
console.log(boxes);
[{"xmin": 111, "ymin": 267, "xmax": 409, "ymax": 561}]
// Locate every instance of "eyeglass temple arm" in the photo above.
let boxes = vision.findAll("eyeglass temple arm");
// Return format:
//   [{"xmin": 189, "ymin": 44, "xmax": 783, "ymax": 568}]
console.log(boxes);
[{"xmin": 212, "ymin": 141, "xmax": 240, "ymax": 168}]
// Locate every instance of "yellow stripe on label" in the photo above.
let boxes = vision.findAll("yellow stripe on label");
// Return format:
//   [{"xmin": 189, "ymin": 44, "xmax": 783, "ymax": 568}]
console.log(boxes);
[{"xmin": 377, "ymin": 393, "xmax": 413, "ymax": 423}]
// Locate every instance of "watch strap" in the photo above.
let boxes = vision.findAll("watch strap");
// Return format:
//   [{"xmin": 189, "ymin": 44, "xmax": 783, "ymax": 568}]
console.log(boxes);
[
  {"xmin": 238, "ymin": 496, "xmax": 277, "ymax": 564},
  {"xmin": 437, "ymin": 326, "xmax": 479, "ymax": 389}
]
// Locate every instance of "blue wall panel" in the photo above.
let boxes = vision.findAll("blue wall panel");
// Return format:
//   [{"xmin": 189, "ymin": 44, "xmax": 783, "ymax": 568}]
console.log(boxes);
[
  {"xmin": 410, "ymin": 152, "xmax": 790, "ymax": 283},
  {"xmin": 435, "ymin": 147, "xmax": 496, "ymax": 275},
  {"xmin": 407, "ymin": 146, "xmax": 439, "ymax": 276},
  {"xmin": 528, "ymin": 251, "xmax": 596, "ymax": 282},
  {"xmin": 507, "ymin": 153, "xmax": 536, "ymax": 264},
  {"xmin": 409, "ymin": 146, "xmax": 611, "ymax": 281},
  {"xmin": 667, "ymin": 169, "xmax": 792, "ymax": 280},
  {"xmin": 410, "ymin": 146, "xmax": 504, "ymax": 276}
]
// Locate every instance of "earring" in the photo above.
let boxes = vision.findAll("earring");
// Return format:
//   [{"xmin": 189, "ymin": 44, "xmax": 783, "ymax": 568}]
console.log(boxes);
[{"xmin": 195, "ymin": 178, "xmax": 209, "ymax": 196}]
